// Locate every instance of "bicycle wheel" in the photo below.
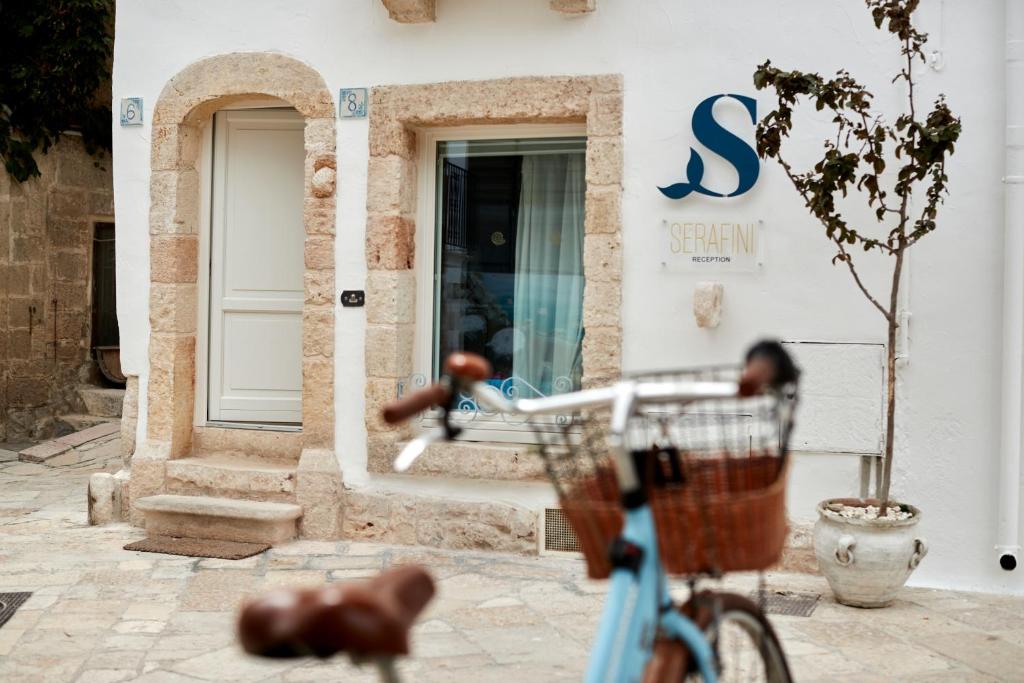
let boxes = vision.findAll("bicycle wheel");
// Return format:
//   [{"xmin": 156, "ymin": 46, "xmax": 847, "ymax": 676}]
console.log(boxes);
[
  {"xmin": 691, "ymin": 592, "xmax": 790, "ymax": 683},
  {"xmin": 645, "ymin": 592, "xmax": 791, "ymax": 683}
]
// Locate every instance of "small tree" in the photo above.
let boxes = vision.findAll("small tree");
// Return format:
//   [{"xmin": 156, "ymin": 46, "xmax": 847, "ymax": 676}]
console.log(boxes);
[
  {"xmin": 0, "ymin": 0, "xmax": 114, "ymax": 182},
  {"xmin": 753, "ymin": 0, "xmax": 961, "ymax": 512}
]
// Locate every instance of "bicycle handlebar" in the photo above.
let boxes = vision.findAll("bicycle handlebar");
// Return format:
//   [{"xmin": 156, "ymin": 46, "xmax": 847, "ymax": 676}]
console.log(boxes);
[
  {"xmin": 381, "ymin": 340, "xmax": 796, "ymax": 426},
  {"xmin": 381, "ymin": 382, "xmax": 451, "ymax": 425}
]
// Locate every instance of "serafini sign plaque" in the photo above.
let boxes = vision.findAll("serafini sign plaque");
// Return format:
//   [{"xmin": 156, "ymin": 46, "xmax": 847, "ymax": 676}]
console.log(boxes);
[{"xmin": 663, "ymin": 219, "xmax": 762, "ymax": 272}]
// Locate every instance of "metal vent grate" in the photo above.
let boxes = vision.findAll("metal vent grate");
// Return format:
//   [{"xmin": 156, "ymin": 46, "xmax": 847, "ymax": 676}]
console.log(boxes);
[
  {"xmin": 543, "ymin": 508, "xmax": 581, "ymax": 553},
  {"xmin": 750, "ymin": 590, "xmax": 820, "ymax": 617},
  {"xmin": 0, "ymin": 592, "xmax": 31, "ymax": 629}
]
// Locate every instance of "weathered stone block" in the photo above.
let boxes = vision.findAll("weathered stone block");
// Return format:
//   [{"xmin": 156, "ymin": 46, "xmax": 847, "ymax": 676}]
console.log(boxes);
[
  {"xmin": 54, "ymin": 250, "xmax": 89, "ymax": 282},
  {"xmin": 368, "ymin": 119, "xmax": 416, "ymax": 159},
  {"xmin": 7, "ymin": 378, "xmax": 50, "ymax": 408},
  {"xmin": 364, "ymin": 377, "xmax": 404, "ymax": 434},
  {"xmin": 302, "ymin": 358, "xmax": 335, "ymax": 446},
  {"xmin": 6, "ymin": 265, "xmax": 30, "ymax": 296},
  {"xmin": 341, "ymin": 490, "xmax": 392, "ymax": 541},
  {"xmin": 296, "ymin": 448, "xmax": 343, "ymax": 540},
  {"xmin": 48, "ymin": 218, "xmax": 90, "ymax": 249},
  {"xmin": 365, "ymin": 323, "xmax": 414, "ymax": 378},
  {"xmin": 12, "ymin": 236, "xmax": 44, "ymax": 262},
  {"xmin": 304, "ymin": 269, "xmax": 335, "ymax": 306},
  {"xmin": 366, "ymin": 156, "xmax": 416, "ymax": 214},
  {"xmin": 583, "ymin": 233, "xmax": 621, "ymax": 282},
  {"xmin": 150, "ymin": 235, "xmax": 199, "ymax": 284},
  {"xmin": 151, "ymin": 125, "xmax": 181, "ymax": 171},
  {"xmin": 304, "ymin": 118, "xmax": 336, "ymax": 153},
  {"xmin": 582, "ymin": 279, "xmax": 621, "ymax": 328},
  {"xmin": 582, "ymin": 326, "xmax": 621, "ymax": 374},
  {"xmin": 90, "ymin": 190, "xmax": 115, "ymax": 216},
  {"xmin": 150, "ymin": 283, "xmax": 198, "ymax": 333},
  {"xmin": 366, "ymin": 214, "xmax": 415, "ymax": 270},
  {"xmin": 48, "ymin": 189, "xmax": 89, "ymax": 219},
  {"xmin": 304, "ymin": 200, "xmax": 336, "ymax": 235},
  {"xmin": 586, "ymin": 136, "xmax": 623, "ymax": 187},
  {"xmin": 587, "ymin": 93, "xmax": 622, "ymax": 137},
  {"xmin": 56, "ymin": 142, "xmax": 111, "ymax": 188},
  {"xmin": 174, "ymin": 169, "xmax": 200, "ymax": 233},
  {"xmin": 365, "ymin": 270, "xmax": 416, "ymax": 325},
  {"xmin": 128, "ymin": 440, "xmax": 170, "ymax": 526},
  {"xmin": 302, "ymin": 307, "xmax": 334, "ymax": 358},
  {"xmin": 304, "ymin": 235, "xmax": 334, "ymax": 271}
]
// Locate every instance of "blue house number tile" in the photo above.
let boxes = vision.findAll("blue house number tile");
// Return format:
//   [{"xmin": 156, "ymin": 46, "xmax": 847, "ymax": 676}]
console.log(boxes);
[
  {"xmin": 339, "ymin": 88, "xmax": 367, "ymax": 119},
  {"xmin": 120, "ymin": 97, "xmax": 143, "ymax": 126}
]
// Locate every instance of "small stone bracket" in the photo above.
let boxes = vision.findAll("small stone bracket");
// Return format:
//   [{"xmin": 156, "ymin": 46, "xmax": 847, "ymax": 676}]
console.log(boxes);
[
  {"xmin": 693, "ymin": 281, "xmax": 723, "ymax": 329},
  {"xmin": 381, "ymin": 0, "xmax": 436, "ymax": 23},
  {"xmin": 551, "ymin": 0, "xmax": 596, "ymax": 14}
]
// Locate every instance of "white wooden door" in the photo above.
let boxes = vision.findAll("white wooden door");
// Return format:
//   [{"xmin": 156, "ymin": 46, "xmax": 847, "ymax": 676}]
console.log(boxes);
[{"xmin": 208, "ymin": 109, "xmax": 305, "ymax": 424}]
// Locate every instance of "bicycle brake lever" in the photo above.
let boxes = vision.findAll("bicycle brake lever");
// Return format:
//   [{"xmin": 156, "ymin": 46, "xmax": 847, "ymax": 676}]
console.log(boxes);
[{"xmin": 394, "ymin": 430, "xmax": 446, "ymax": 472}]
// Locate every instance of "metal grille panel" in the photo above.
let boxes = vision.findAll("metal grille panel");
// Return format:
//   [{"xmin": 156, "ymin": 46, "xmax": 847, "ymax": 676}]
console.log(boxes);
[
  {"xmin": 0, "ymin": 592, "xmax": 31, "ymax": 629},
  {"xmin": 750, "ymin": 590, "xmax": 819, "ymax": 617},
  {"xmin": 544, "ymin": 508, "xmax": 581, "ymax": 553}
]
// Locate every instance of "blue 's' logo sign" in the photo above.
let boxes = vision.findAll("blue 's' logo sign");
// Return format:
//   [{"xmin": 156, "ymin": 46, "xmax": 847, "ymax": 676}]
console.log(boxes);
[{"xmin": 658, "ymin": 94, "xmax": 760, "ymax": 200}]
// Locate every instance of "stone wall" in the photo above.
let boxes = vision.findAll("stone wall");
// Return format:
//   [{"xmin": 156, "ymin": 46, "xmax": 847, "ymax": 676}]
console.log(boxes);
[{"xmin": 0, "ymin": 136, "xmax": 114, "ymax": 441}]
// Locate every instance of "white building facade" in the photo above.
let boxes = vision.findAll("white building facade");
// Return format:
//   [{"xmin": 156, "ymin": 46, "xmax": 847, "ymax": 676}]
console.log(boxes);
[{"xmin": 110, "ymin": 0, "xmax": 1022, "ymax": 595}]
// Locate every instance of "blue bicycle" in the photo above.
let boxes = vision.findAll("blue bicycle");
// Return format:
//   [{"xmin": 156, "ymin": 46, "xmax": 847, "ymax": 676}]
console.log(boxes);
[{"xmin": 240, "ymin": 341, "xmax": 798, "ymax": 682}]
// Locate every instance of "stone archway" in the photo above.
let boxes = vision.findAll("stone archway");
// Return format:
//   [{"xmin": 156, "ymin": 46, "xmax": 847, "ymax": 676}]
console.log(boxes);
[{"xmin": 131, "ymin": 52, "xmax": 341, "ymax": 538}]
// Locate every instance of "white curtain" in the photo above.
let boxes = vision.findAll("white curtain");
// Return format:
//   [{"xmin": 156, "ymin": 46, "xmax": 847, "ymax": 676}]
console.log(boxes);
[{"xmin": 512, "ymin": 153, "xmax": 586, "ymax": 396}]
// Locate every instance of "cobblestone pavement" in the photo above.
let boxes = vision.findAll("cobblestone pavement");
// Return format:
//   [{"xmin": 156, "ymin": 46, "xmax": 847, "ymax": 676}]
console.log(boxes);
[{"xmin": 1, "ymin": 442, "xmax": 1023, "ymax": 682}]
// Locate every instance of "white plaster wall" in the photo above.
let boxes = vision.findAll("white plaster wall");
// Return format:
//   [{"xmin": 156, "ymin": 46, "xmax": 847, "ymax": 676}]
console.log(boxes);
[{"xmin": 112, "ymin": 0, "xmax": 1017, "ymax": 593}]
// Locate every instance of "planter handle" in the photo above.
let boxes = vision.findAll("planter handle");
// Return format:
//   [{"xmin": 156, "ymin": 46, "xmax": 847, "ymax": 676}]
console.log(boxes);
[
  {"xmin": 835, "ymin": 534, "xmax": 855, "ymax": 566},
  {"xmin": 909, "ymin": 538, "xmax": 928, "ymax": 570}
]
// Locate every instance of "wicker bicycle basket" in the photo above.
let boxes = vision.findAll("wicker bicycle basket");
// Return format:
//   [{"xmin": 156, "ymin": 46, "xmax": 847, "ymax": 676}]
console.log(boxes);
[{"xmin": 536, "ymin": 364, "xmax": 796, "ymax": 579}]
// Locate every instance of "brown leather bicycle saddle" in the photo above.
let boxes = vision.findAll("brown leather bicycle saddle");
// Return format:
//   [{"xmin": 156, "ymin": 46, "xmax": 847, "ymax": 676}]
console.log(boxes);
[{"xmin": 238, "ymin": 565, "xmax": 435, "ymax": 659}]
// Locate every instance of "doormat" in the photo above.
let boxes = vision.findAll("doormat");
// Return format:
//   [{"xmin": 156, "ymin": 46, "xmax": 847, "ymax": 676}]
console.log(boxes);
[
  {"xmin": 749, "ymin": 590, "xmax": 820, "ymax": 618},
  {"xmin": 125, "ymin": 536, "xmax": 270, "ymax": 560},
  {"xmin": 0, "ymin": 592, "xmax": 32, "ymax": 629}
]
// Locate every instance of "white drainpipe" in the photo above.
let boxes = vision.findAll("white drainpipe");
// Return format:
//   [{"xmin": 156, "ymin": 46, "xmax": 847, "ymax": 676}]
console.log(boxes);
[{"xmin": 999, "ymin": 0, "xmax": 1024, "ymax": 571}]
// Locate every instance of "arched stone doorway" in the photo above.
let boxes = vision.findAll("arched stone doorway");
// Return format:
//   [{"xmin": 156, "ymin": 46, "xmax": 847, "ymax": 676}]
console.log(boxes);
[{"xmin": 131, "ymin": 52, "xmax": 341, "ymax": 539}]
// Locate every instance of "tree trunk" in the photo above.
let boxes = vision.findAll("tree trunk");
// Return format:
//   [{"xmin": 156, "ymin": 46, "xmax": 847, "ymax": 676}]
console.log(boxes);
[
  {"xmin": 879, "ymin": 315, "xmax": 898, "ymax": 512},
  {"xmin": 878, "ymin": 248, "xmax": 904, "ymax": 512}
]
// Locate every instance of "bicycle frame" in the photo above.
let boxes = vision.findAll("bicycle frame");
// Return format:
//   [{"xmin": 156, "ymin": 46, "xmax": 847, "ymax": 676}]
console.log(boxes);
[
  {"xmin": 586, "ymin": 503, "xmax": 717, "ymax": 683},
  {"xmin": 397, "ymin": 378, "xmax": 745, "ymax": 681}
]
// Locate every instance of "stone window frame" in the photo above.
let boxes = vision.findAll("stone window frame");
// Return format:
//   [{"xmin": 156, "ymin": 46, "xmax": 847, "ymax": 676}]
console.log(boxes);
[
  {"xmin": 364, "ymin": 75, "xmax": 623, "ymax": 470},
  {"xmin": 131, "ymin": 53, "xmax": 341, "ymax": 533}
]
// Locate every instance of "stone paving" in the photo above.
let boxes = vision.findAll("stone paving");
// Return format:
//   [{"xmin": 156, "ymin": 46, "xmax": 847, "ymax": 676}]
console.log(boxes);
[{"xmin": 2, "ymin": 439, "xmax": 1023, "ymax": 682}]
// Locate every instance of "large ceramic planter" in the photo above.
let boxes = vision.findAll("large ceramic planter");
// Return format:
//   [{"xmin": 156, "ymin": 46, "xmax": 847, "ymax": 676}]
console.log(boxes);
[{"xmin": 813, "ymin": 498, "xmax": 928, "ymax": 608}]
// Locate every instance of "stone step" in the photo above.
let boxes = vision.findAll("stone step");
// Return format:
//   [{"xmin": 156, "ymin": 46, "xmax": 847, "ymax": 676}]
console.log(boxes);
[
  {"xmin": 165, "ymin": 454, "xmax": 298, "ymax": 503},
  {"xmin": 56, "ymin": 413, "xmax": 118, "ymax": 436},
  {"xmin": 343, "ymin": 474, "xmax": 557, "ymax": 555},
  {"xmin": 19, "ymin": 421, "xmax": 121, "ymax": 464},
  {"xmin": 192, "ymin": 426, "xmax": 301, "ymax": 462},
  {"xmin": 78, "ymin": 386, "xmax": 125, "ymax": 418},
  {"xmin": 135, "ymin": 494, "xmax": 302, "ymax": 545},
  {"xmin": 368, "ymin": 439, "xmax": 549, "ymax": 482}
]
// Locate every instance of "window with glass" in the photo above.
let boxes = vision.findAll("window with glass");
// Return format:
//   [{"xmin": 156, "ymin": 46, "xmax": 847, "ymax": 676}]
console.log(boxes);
[{"xmin": 432, "ymin": 136, "xmax": 586, "ymax": 402}]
